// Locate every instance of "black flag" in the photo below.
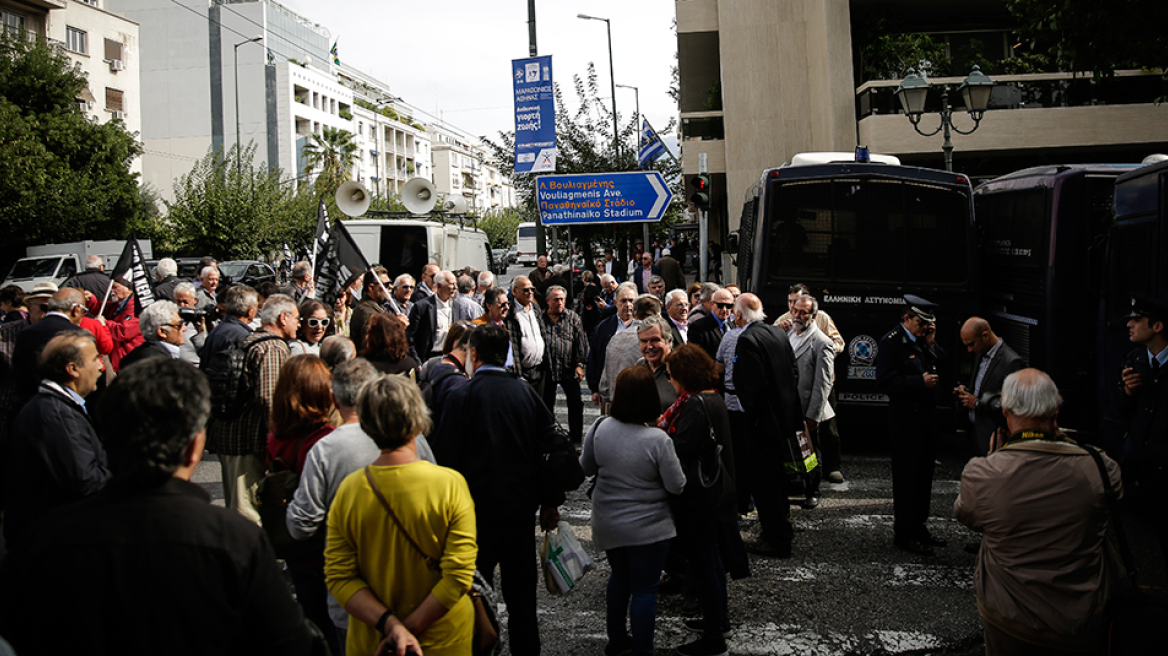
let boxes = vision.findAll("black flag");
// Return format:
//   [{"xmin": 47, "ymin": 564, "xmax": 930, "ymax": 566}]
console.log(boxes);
[
  {"xmin": 310, "ymin": 199, "xmax": 330, "ymax": 276},
  {"xmin": 313, "ymin": 221, "xmax": 370, "ymax": 305},
  {"xmin": 109, "ymin": 232, "xmax": 156, "ymax": 309}
]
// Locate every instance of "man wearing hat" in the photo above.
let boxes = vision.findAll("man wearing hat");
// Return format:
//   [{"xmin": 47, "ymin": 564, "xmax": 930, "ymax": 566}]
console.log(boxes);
[
  {"xmin": 875, "ymin": 294, "xmax": 948, "ymax": 556},
  {"xmin": 1116, "ymin": 292, "xmax": 1168, "ymax": 569}
]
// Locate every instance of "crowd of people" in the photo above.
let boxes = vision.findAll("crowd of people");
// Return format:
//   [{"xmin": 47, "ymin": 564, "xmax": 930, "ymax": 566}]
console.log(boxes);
[{"xmin": 0, "ymin": 245, "xmax": 1163, "ymax": 656}]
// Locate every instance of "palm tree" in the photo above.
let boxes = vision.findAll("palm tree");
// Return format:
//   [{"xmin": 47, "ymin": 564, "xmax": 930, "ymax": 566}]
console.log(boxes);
[{"xmin": 301, "ymin": 126, "xmax": 357, "ymax": 188}]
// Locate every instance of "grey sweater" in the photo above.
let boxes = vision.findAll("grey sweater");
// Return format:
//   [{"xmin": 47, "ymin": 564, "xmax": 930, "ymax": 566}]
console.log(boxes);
[{"xmin": 580, "ymin": 417, "xmax": 686, "ymax": 552}]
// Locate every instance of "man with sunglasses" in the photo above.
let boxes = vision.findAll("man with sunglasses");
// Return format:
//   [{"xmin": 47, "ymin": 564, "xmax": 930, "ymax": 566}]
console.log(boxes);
[
  {"xmin": 386, "ymin": 273, "xmax": 415, "ymax": 320},
  {"xmin": 350, "ymin": 267, "xmax": 390, "ymax": 352},
  {"xmin": 689, "ymin": 287, "xmax": 734, "ymax": 362},
  {"xmin": 506, "ymin": 276, "xmax": 549, "ymax": 396},
  {"xmin": 875, "ymin": 295, "xmax": 949, "ymax": 556},
  {"xmin": 120, "ymin": 301, "xmax": 187, "ymax": 369},
  {"xmin": 634, "ymin": 252, "xmax": 662, "ymax": 296}
]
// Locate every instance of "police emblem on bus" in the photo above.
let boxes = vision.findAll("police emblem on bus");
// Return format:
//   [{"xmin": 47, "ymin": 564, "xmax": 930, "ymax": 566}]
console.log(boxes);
[{"xmin": 848, "ymin": 335, "xmax": 878, "ymax": 366}]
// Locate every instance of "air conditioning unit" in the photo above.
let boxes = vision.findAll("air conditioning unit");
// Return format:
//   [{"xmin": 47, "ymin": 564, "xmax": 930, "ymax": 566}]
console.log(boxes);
[
  {"xmin": 109, "ymin": 60, "xmax": 124, "ymax": 72},
  {"xmin": 111, "ymin": 110, "xmax": 125, "ymax": 120}
]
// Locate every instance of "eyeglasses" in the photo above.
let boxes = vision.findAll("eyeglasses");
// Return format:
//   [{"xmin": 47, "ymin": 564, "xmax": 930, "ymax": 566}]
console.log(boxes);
[
  {"xmin": 397, "ymin": 285, "xmax": 415, "ymax": 290},
  {"xmin": 496, "ymin": 303, "xmax": 510, "ymax": 309},
  {"xmin": 162, "ymin": 322, "xmax": 184, "ymax": 331},
  {"xmin": 715, "ymin": 302, "xmax": 734, "ymax": 310},
  {"xmin": 305, "ymin": 318, "xmax": 331, "ymax": 328},
  {"xmin": 519, "ymin": 287, "xmax": 535, "ymax": 293}
]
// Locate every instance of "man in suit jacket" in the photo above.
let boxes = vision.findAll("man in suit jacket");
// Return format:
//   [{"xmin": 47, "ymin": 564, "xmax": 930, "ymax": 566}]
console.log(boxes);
[
  {"xmin": 407, "ymin": 271, "xmax": 477, "ymax": 361},
  {"xmin": 689, "ymin": 288, "xmax": 734, "ymax": 361},
  {"xmin": 586, "ymin": 282, "xmax": 637, "ymax": 408},
  {"xmin": 954, "ymin": 317, "xmax": 1025, "ymax": 456},
  {"xmin": 632, "ymin": 252, "xmax": 662, "ymax": 295},
  {"xmin": 12, "ymin": 288, "xmax": 86, "ymax": 403},
  {"xmin": 431, "ymin": 325, "xmax": 568, "ymax": 656},
  {"xmin": 657, "ymin": 249, "xmax": 686, "ymax": 293},
  {"xmin": 730, "ymin": 293, "xmax": 804, "ymax": 557},
  {"xmin": 788, "ymin": 295, "xmax": 837, "ymax": 509},
  {"xmin": 119, "ymin": 301, "xmax": 185, "ymax": 371}
]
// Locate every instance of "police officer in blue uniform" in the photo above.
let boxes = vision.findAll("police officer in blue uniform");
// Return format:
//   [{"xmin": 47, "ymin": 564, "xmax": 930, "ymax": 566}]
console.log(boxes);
[
  {"xmin": 1115, "ymin": 292, "xmax": 1168, "ymax": 570},
  {"xmin": 875, "ymin": 295, "xmax": 947, "ymax": 556}
]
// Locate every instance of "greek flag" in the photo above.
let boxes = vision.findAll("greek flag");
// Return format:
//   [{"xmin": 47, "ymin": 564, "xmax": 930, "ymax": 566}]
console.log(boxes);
[{"xmin": 638, "ymin": 118, "xmax": 666, "ymax": 169}]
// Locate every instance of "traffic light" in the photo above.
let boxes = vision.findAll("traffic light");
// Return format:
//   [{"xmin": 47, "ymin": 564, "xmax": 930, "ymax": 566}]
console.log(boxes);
[{"xmin": 690, "ymin": 173, "xmax": 711, "ymax": 211}]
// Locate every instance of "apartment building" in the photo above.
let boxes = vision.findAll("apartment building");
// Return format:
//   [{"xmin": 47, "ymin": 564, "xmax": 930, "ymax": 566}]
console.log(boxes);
[{"xmin": 430, "ymin": 122, "xmax": 515, "ymax": 214}]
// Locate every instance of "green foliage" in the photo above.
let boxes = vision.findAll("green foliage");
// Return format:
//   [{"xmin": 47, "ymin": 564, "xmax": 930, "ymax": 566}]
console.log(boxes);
[
  {"xmin": 301, "ymin": 126, "xmax": 357, "ymax": 204},
  {"xmin": 162, "ymin": 143, "xmax": 317, "ymax": 259},
  {"xmin": 476, "ymin": 207, "xmax": 522, "ymax": 248},
  {"xmin": 1004, "ymin": 0, "xmax": 1167, "ymax": 77},
  {"xmin": 0, "ymin": 35, "xmax": 143, "ymax": 253},
  {"xmin": 338, "ymin": 107, "xmax": 353, "ymax": 120},
  {"xmin": 859, "ymin": 24, "xmax": 951, "ymax": 80}
]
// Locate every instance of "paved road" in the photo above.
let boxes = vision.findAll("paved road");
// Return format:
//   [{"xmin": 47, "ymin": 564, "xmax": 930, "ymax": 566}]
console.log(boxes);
[{"xmin": 195, "ymin": 384, "xmax": 990, "ymax": 656}]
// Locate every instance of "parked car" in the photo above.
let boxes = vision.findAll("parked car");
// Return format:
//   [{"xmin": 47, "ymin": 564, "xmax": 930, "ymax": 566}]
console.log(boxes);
[
  {"xmin": 490, "ymin": 249, "xmax": 509, "ymax": 274},
  {"xmin": 507, "ymin": 245, "xmax": 518, "ymax": 265},
  {"xmin": 218, "ymin": 260, "xmax": 277, "ymax": 288},
  {"xmin": 145, "ymin": 257, "xmax": 210, "ymax": 282}
]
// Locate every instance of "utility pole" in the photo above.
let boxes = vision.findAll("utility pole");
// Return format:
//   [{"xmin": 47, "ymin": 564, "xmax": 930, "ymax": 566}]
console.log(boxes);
[{"xmin": 529, "ymin": 0, "xmax": 547, "ymax": 260}]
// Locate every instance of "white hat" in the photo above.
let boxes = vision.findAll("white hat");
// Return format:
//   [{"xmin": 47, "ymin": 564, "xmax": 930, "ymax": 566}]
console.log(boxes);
[{"xmin": 26, "ymin": 281, "xmax": 59, "ymax": 300}]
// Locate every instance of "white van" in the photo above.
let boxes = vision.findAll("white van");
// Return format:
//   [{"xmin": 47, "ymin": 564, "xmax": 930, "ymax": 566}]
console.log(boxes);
[
  {"xmin": 344, "ymin": 219, "xmax": 491, "ymax": 280},
  {"xmin": 515, "ymin": 222, "xmax": 539, "ymax": 266},
  {"xmin": 2, "ymin": 240, "xmax": 152, "ymax": 292}
]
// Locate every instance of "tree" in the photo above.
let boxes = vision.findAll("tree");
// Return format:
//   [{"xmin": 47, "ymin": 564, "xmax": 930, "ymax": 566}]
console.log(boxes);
[
  {"xmin": 0, "ymin": 35, "xmax": 143, "ymax": 266},
  {"xmin": 1005, "ymin": 0, "xmax": 1168, "ymax": 77},
  {"xmin": 162, "ymin": 143, "xmax": 316, "ymax": 260},
  {"xmin": 476, "ymin": 207, "xmax": 522, "ymax": 248},
  {"xmin": 301, "ymin": 126, "xmax": 357, "ymax": 204}
]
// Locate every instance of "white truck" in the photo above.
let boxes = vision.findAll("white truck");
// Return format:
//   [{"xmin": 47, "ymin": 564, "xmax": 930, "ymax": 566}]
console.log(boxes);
[
  {"xmin": 344, "ymin": 219, "xmax": 491, "ymax": 279},
  {"xmin": 2, "ymin": 240, "xmax": 153, "ymax": 292}
]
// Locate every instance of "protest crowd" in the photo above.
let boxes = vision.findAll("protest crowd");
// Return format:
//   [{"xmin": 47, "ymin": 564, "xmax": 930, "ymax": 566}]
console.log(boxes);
[{"xmin": 0, "ymin": 239, "xmax": 1163, "ymax": 656}]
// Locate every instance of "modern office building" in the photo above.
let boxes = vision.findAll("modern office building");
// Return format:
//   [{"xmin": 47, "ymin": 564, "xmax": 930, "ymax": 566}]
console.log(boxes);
[{"xmin": 676, "ymin": 0, "xmax": 1168, "ymax": 241}]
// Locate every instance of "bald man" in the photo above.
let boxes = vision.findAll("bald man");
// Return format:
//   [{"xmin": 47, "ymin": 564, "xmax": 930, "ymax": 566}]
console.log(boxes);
[{"xmin": 953, "ymin": 317, "xmax": 1025, "ymax": 456}]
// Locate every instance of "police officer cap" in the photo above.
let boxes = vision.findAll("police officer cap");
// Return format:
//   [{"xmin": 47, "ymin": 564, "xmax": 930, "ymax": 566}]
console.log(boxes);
[
  {"xmin": 1124, "ymin": 292, "xmax": 1168, "ymax": 322},
  {"xmin": 904, "ymin": 294, "xmax": 938, "ymax": 323}
]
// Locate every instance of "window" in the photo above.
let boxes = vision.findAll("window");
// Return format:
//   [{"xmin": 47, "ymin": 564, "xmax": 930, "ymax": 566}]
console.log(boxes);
[
  {"xmin": 78, "ymin": 0, "xmax": 99, "ymax": 6},
  {"xmin": 2, "ymin": 9, "xmax": 27, "ymax": 39},
  {"xmin": 104, "ymin": 38, "xmax": 123, "ymax": 63},
  {"xmin": 105, "ymin": 87, "xmax": 124, "ymax": 112},
  {"xmin": 66, "ymin": 27, "xmax": 88, "ymax": 55}
]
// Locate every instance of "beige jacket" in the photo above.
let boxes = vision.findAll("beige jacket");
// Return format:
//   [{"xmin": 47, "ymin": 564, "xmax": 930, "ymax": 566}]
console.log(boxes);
[
  {"xmin": 954, "ymin": 438, "xmax": 1125, "ymax": 648},
  {"xmin": 774, "ymin": 309, "xmax": 844, "ymax": 356}
]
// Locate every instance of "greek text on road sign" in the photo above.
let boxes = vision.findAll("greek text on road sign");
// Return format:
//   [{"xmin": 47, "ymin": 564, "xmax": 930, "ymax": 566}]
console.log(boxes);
[{"xmin": 536, "ymin": 171, "xmax": 673, "ymax": 225}]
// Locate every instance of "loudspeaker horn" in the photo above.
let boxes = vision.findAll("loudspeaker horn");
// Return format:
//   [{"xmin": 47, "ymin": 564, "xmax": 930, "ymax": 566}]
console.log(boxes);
[
  {"xmin": 402, "ymin": 177, "xmax": 438, "ymax": 214},
  {"xmin": 442, "ymin": 195, "xmax": 468, "ymax": 214},
  {"xmin": 335, "ymin": 181, "xmax": 370, "ymax": 217}
]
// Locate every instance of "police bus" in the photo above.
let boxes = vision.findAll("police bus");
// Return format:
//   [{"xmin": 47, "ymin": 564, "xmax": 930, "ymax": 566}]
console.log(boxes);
[
  {"xmin": 734, "ymin": 152, "xmax": 978, "ymax": 435},
  {"xmin": 973, "ymin": 164, "xmax": 1138, "ymax": 433}
]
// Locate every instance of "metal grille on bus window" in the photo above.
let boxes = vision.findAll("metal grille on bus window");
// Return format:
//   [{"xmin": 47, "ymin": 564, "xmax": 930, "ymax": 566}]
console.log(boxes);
[{"xmin": 995, "ymin": 317, "xmax": 1031, "ymax": 364}]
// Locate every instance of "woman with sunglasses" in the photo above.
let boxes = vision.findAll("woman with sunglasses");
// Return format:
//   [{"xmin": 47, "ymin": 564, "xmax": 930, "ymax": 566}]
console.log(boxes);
[{"xmin": 290, "ymin": 299, "xmax": 333, "ymax": 356}]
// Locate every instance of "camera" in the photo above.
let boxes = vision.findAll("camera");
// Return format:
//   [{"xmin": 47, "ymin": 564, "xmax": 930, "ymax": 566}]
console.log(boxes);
[{"xmin": 178, "ymin": 306, "xmax": 215, "ymax": 323}]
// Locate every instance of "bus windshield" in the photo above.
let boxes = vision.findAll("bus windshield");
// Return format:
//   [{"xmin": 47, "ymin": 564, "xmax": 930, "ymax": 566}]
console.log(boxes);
[
  {"xmin": 517, "ymin": 226, "xmax": 537, "ymax": 238},
  {"xmin": 762, "ymin": 177, "xmax": 972, "ymax": 287}
]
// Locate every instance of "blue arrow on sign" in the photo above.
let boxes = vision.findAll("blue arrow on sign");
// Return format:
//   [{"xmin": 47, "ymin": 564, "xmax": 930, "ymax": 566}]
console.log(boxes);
[{"xmin": 536, "ymin": 171, "xmax": 673, "ymax": 226}]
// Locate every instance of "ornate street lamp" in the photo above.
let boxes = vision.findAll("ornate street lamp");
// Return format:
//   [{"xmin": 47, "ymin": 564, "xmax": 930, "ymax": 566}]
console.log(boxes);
[{"xmin": 895, "ymin": 66, "xmax": 995, "ymax": 171}]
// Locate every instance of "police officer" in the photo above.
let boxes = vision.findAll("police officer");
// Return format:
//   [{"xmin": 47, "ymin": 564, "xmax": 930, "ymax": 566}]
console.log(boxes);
[
  {"xmin": 875, "ymin": 295, "xmax": 947, "ymax": 556},
  {"xmin": 1115, "ymin": 292, "xmax": 1168, "ymax": 570}
]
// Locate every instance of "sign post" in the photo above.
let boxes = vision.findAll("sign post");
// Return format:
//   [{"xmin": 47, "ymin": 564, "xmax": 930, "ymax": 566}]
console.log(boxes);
[
  {"xmin": 512, "ymin": 56, "xmax": 556, "ymax": 174},
  {"xmin": 536, "ymin": 171, "xmax": 673, "ymax": 226}
]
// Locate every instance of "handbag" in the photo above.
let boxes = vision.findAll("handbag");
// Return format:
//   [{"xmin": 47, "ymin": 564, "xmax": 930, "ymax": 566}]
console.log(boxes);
[
  {"xmin": 684, "ymin": 394, "xmax": 731, "ymax": 514},
  {"xmin": 539, "ymin": 521, "xmax": 594, "ymax": 596},
  {"xmin": 364, "ymin": 467, "xmax": 502, "ymax": 656},
  {"xmin": 537, "ymin": 421, "xmax": 585, "ymax": 496},
  {"xmin": 782, "ymin": 429, "xmax": 820, "ymax": 475},
  {"xmin": 256, "ymin": 432, "xmax": 325, "ymax": 560},
  {"xmin": 1082, "ymin": 446, "xmax": 1168, "ymax": 655}
]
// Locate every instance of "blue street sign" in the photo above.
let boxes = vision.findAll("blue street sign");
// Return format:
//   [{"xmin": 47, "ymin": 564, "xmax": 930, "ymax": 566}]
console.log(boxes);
[
  {"xmin": 536, "ymin": 171, "xmax": 674, "ymax": 226},
  {"xmin": 512, "ymin": 56, "xmax": 556, "ymax": 173}
]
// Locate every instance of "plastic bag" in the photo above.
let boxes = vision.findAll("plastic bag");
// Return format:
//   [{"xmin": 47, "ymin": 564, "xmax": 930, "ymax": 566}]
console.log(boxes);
[{"xmin": 539, "ymin": 521, "xmax": 594, "ymax": 595}]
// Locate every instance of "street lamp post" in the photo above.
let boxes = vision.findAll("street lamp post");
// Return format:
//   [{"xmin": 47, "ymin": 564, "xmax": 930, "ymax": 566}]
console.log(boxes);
[
  {"xmin": 894, "ymin": 66, "xmax": 995, "ymax": 172},
  {"xmin": 616, "ymin": 83, "xmax": 639, "ymax": 156},
  {"xmin": 578, "ymin": 14, "xmax": 619, "ymax": 158},
  {"xmin": 233, "ymin": 36, "xmax": 263, "ymax": 171}
]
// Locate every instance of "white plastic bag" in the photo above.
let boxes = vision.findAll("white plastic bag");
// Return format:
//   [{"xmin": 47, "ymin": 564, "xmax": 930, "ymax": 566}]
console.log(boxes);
[{"xmin": 539, "ymin": 521, "xmax": 594, "ymax": 595}]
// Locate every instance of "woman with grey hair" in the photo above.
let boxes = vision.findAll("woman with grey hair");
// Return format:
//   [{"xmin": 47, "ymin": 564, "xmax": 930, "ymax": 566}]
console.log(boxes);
[{"xmin": 325, "ymin": 375, "xmax": 477, "ymax": 656}]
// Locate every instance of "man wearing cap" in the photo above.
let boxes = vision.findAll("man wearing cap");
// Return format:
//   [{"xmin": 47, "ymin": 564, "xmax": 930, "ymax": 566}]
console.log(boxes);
[
  {"xmin": 1115, "ymin": 292, "xmax": 1168, "ymax": 569},
  {"xmin": 876, "ymin": 295, "xmax": 948, "ymax": 556}
]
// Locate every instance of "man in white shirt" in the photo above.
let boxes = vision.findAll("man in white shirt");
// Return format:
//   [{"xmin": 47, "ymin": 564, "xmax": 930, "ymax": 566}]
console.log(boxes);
[{"xmin": 505, "ymin": 276, "xmax": 548, "ymax": 397}]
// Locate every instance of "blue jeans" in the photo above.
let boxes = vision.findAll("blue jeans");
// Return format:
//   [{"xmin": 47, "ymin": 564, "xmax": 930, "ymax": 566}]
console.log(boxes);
[{"xmin": 606, "ymin": 540, "xmax": 671, "ymax": 656}]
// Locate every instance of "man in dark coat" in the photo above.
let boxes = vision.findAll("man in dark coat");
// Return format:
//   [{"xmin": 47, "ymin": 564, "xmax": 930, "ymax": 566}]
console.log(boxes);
[
  {"xmin": 407, "ymin": 271, "xmax": 478, "ymax": 362},
  {"xmin": 657, "ymin": 249, "xmax": 686, "ymax": 292},
  {"xmin": 729, "ymin": 293, "xmax": 804, "ymax": 558},
  {"xmin": 120, "ymin": 301, "xmax": 185, "ymax": 370},
  {"xmin": 875, "ymin": 295, "xmax": 948, "ymax": 556},
  {"xmin": 4, "ymin": 331, "xmax": 109, "ymax": 547},
  {"xmin": 198, "ymin": 285, "xmax": 258, "ymax": 368},
  {"xmin": 153, "ymin": 258, "xmax": 182, "ymax": 302},
  {"xmin": 11, "ymin": 288, "xmax": 86, "ymax": 403},
  {"xmin": 63, "ymin": 255, "xmax": 111, "ymax": 298},
  {"xmin": 431, "ymin": 325, "xmax": 567, "ymax": 656},
  {"xmin": 349, "ymin": 268, "xmax": 389, "ymax": 353},
  {"xmin": 689, "ymin": 288, "xmax": 734, "ymax": 361},
  {"xmin": 954, "ymin": 317, "xmax": 1025, "ymax": 456},
  {"xmin": 632, "ymin": 252, "xmax": 662, "ymax": 295},
  {"xmin": 586, "ymin": 282, "xmax": 637, "ymax": 408}
]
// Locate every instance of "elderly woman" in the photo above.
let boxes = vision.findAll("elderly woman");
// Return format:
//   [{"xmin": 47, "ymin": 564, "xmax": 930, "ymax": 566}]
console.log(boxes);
[
  {"xmin": 326, "ymin": 375, "xmax": 477, "ymax": 656},
  {"xmin": 658, "ymin": 343, "xmax": 744, "ymax": 656},
  {"xmin": 290, "ymin": 299, "xmax": 332, "ymax": 356},
  {"xmin": 580, "ymin": 366, "xmax": 686, "ymax": 656},
  {"xmin": 636, "ymin": 315, "xmax": 678, "ymax": 413},
  {"xmin": 362, "ymin": 312, "xmax": 421, "ymax": 377}
]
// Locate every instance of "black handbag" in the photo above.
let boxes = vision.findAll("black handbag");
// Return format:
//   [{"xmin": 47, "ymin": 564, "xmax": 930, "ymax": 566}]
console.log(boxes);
[
  {"xmin": 256, "ymin": 432, "xmax": 326, "ymax": 560},
  {"xmin": 1083, "ymin": 445, "xmax": 1168, "ymax": 655},
  {"xmin": 682, "ymin": 395, "xmax": 731, "ymax": 514},
  {"xmin": 537, "ymin": 421, "xmax": 585, "ymax": 495}
]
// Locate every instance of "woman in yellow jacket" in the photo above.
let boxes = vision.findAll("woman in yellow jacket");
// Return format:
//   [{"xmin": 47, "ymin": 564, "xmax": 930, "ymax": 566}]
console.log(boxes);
[{"xmin": 325, "ymin": 375, "xmax": 477, "ymax": 656}]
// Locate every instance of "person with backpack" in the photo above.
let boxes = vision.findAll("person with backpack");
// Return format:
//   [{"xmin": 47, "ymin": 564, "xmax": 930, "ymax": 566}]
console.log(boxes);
[
  {"xmin": 205, "ymin": 294, "xmax": 298, "ymax": 524},
  {"xmin": 199, "ymin": 285, "xmax": 259, "ymax": 368},
  {"xmin": 417, "ymin": 322, "xmax": 474, "ymax": 421}
]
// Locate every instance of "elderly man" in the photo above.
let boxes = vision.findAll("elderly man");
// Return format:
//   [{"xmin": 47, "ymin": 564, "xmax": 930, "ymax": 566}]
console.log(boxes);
[
  {"xmin": 664, "ymin": 289, "xmax": 690, "ymax": 345},
  {"xmin": 689, "ymin": 287, "xmax": 733, "ymax": 361},
  {"xmin": 528, "ymin": 255, "xmax": 553, "ymax": 290},
  {"xmin": 647, "ymin": 275, "xmax": 666, "ymax": 302},
  {"xmin": 12, "ymin": 287, "xmax": 86, "ymax": 402},
  {"xmin": 411, "ymin": 263, "xmax": 440, "ymax": 303},
  {"xmin": 587, "ymin": 282, "xmax": 637, "ymax": 407},
  {"xmin": 954, "ymin": 317, "xmax": 1025, "ymax": 457},
  {"xmin": 876, "ymin": 295, "xmax": 948, "ymax": 556},
  {"xmin": 541, "ymin": 285, "xmax": 588, "ymax": 443},
  {"xmin": 172, "ymin": 282, "xmax": 207, "ymax": 365},
  {"xmin": 120, "ymin": 301, "xmax": 185, "ymax": 369},
  {"xmin": 195, "ymin": 266, "xmax": 220, "ymax": 312},
  {"xmin": 506, "ymin": 276, "xmax": 549, "ymax": 396},
  {"xmin": 474, "ymin": 271, "xmax": 495, "ymax": 306},
  {"xmin": 4, "ymin": 331, "xmax": 108, "ymax": 547},
  {"xmin": 407, "ymin": 270, "xmax": 478, "ymax": 362},
  {"xmin": 727, "ymin": 293, "xmax": 803, "ymax": 558},
  {"xmin": 199, "ymin": 285, "xmax": 258, "ymax": 368},
  {"xmin": 64, "ymin": 255, "xmax": 110, "ymax": 298},
  {"xmin": 599, "ymin": 249, "xmax": 619, "ymax": 279},
  {"xmin": 319, "ymin": 335, "xmax": 356, "ymax": 370},
  {"xmin": 636, "ymin": 314, "xmax": 677, "ymax": 412},
  {"xmin": 385, "ymin": 273, "xmax": 415, "ymax": 321},
  {"xmin": 598, "ymin": 294, "xmax": 663, "ymax": 406},
  {"xmin": 634, "ymin": 252, "xmax": 662, "ymax": 295},
  {"xmin": 789, "ymin": 295, "xmax": 836, "ymax": 509},
  {"xmin": 207, "ymin": 294, "xmax": 298, "ymax": 524},
  {"xmin": 956, "ymin": 369, "xmax": 1124, "ymax": 655},
  {"xmin": 774, "ymin": 284, "xmax": 844, "ymax": 352},
  {"xmin": 0, "ymin": 358, "xmax": 320, "ymax": 655},
  {"xmin": 153, "ymin": 258, "xmax": 181, "ymax": 301},
  {"xmin": 350, "ymin": 267, "xmax": 390, "ymax": 352},
  {"xmin": 280, "ymin": 261, "xmax": 313, "ymax": 303},
  {"xmin": 473, "ymin": 287, "xmax": 509, "ymax": 327}
]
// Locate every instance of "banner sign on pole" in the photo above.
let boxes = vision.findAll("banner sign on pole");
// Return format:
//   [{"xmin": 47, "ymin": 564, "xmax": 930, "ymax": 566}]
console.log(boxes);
[
  {"xmin": 536, "ymin": 171, "xmax": 673, "ymax": 226},
  {"xmin": 513, "ymin": 55, "xmax": 556, "ymax": 174}
]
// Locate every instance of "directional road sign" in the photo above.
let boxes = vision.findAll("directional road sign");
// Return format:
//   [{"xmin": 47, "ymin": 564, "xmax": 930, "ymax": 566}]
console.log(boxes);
[{"xmin": 536, "ymin": 171, "xmax": 673, "ymax": 226}]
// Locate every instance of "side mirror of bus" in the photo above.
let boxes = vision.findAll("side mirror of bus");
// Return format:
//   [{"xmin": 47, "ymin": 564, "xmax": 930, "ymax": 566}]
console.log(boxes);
[{"xmin": 726, "ymin": 231, "xmax": 739, "ymax": 254}]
